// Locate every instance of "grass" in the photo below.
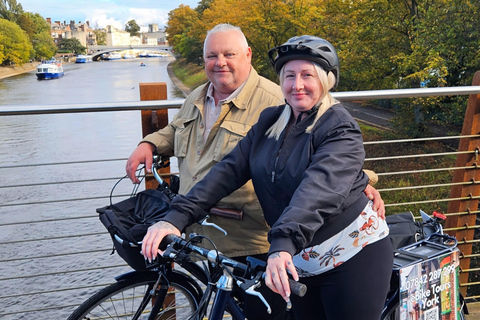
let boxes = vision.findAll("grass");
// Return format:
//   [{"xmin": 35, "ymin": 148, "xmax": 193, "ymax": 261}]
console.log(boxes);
[
  {"xmin": 361, "ymin": 122, "xmax": 457, "ymax": 216},
  {"xmin": 171, "ymin": 58, "xmax": 207, "ymax": 90}
]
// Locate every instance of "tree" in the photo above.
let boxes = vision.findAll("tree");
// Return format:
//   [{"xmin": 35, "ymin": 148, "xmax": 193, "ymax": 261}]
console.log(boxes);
[
  {"xmin": 32, "ymin": 31, "xmax": 56, "ymax": 60},
  {"xmin": 0, "ymin": 0, "xmax": 22, "ymax": 22},
  {"xmin": 94, "ymin": 28, "xmax": 106, "ymax": 45},
  {"xmin": 0, "ymin": 18, "xmax": 33, "ymax": 65},
  {"xmin": 58, "ymin": 38, "xmax": 86, "ymax": 55},
  {"xmin": 17, "ymin": 12, "xmax": 55, "ymax": 60},
  {"xmin": 200, "ymin": 0, "xmax": 323, "ymax": 78},
  {"xmin": 125, "ymin": 19, "xmax": 140, "ymax": 37},
  {"xmin": 165, "ymin": 5, "xmax": 203, "ymax": 63}
]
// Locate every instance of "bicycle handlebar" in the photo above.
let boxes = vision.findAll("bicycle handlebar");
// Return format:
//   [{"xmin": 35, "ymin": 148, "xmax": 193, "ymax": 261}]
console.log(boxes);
[{"xmin": 162, "ymin": 233, "xmax": 307, "ymax": 298}]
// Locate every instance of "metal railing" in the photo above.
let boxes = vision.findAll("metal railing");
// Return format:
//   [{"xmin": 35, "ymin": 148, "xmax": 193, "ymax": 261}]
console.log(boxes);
[{"xmin": 1, "ymin": 85, "xmax": 480, "ymax": 318}]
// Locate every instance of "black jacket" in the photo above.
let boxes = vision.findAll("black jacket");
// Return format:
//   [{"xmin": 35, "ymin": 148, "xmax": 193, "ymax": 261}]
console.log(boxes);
[{"xmin": 162, "ymin": 103, "xmax": 369, "ymax": 256}]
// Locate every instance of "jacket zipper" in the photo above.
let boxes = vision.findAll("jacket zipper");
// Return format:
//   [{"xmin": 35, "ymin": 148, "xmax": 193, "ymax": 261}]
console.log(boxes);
[{"xmin": 271, "ymin": 129, "xmax": 290, "ymax": 182}]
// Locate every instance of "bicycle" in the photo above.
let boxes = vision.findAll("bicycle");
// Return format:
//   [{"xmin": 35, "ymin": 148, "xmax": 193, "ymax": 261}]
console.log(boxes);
[
  {"xmin": 68, "ymin": 157, "xmax": 304, "ymax": 320},
  {"xmin": 67, "ymin": 230, "xmax": 306, "ymax": 320},
  {"xmin": 68, "ymin": 156, "xmax": 468, "ymax": 320},
  {"xmin": 68, "ymin": 209, "xmax": 467, "ymax": 320}
]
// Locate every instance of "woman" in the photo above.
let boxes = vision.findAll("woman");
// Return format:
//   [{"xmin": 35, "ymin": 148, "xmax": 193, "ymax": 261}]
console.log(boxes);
[{"xmin": 142, "ymin": 36, "xmax": 393, "ymax": 320}]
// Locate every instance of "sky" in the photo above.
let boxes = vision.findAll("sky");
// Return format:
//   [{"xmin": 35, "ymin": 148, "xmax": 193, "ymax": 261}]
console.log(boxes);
[{"xmin": 18, "ymin": 0, "xmax": 201, "ymax": 29}]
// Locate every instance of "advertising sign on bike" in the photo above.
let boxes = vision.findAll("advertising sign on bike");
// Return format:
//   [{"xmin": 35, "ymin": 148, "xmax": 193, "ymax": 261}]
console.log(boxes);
[{"xmin": 398, "ymin": 249, "xmax": 461, "ymax": 320}]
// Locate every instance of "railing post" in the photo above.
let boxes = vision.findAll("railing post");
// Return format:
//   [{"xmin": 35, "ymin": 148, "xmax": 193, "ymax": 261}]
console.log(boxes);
[
  {"xmin": 446, "ymin": 71, "xmax": 480, "ymax": 297},
  {"xmin": 139, "ymin": 82, "xmax": 170, "ymax": 189}
]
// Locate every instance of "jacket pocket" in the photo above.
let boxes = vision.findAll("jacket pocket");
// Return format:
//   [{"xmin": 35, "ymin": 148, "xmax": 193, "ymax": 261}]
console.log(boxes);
[
  {"xmin": 172, "ymin": 117, "xmax": 195, "ymax": 158},
  {"xmin": 213, "ymin": 121, "xmax": 251, "ymax": 162}
]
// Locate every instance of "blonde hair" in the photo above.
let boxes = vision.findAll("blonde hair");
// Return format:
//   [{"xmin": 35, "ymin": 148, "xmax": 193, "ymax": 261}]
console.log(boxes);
[
  {"xmin": 203, "ymin": 24, "xmax": 249, "ymax": 58},
  {"xmin": 266, "ymin": 62, "xmax": 338, "ymax": 140}
]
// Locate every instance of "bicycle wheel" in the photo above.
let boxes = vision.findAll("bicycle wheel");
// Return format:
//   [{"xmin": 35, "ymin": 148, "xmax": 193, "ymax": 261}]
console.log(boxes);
[{"xmin": 67, "ymin": 271, "xmax": 201, "ymax": 320}]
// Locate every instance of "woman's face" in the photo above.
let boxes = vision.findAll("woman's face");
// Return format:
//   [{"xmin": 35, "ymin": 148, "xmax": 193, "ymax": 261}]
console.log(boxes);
[{"xmin": 281, "ymin": 60, "xmax": 322, "ymax": 118}]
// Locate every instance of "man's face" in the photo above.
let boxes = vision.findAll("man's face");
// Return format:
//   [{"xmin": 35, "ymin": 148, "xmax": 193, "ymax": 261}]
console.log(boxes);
[{"xmin": 204, "ymin": 30, "xmax": 252, "ymax": 96}]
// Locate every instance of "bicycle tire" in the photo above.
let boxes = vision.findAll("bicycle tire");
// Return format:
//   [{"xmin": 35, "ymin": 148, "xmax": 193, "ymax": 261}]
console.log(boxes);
[{"xmin": 67, "ymin": 271, "xmax": 201, "ymax": 320}]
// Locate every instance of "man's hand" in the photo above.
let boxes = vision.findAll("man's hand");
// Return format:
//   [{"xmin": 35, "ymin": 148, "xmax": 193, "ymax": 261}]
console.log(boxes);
[
  {"xmin": 265, "ymin": 251, "xmax": 299, "ymax": 303},
  {"xmin": 141, "ymin": 221, "xmax": 181, "ymax": 262},
  {"xmin": 125, "ymin": 143, "xmax": 155, "ymax": 184},
  {"xmin": 364, "ymin": 184, "xmax": 385, "ymax": 219}
]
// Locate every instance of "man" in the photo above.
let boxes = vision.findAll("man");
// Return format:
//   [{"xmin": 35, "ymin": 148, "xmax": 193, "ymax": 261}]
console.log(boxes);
[{"xmin": 126, "ymin": 23, "xmax": 383, "ymax": 319}]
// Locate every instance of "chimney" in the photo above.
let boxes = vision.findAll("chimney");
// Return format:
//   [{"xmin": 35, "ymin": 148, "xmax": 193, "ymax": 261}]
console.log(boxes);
[{"xmin": 46, "ymin": 18, "xmax": 51, "ymax": 23}]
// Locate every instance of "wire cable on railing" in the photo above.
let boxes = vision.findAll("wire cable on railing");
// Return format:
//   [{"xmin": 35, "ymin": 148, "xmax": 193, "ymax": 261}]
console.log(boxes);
[
  {"xmin": 363, "ymin": 134, "xmax": 480, "ymax": 145},
  {"xmin": 0, "ymin": 281, "xmax": 117, "ymax": 300},
  {"xmin": 0, "ymin": 158, "xmax": 127, "ymax": 169},
  {"xmin": 0, "ymin": 232, "xmax": 107, "ymax": 245},
  {"xmin": 0, "ymin": 177, "xmax": 124, "ymax": 189},
  {"xmin": 375, "ymin": 165, "xmax": 477, "ymax": 176},
  {"xmin": 0, "ymin": 194, "xmax": 131, "ymax": 208},
  {"xmin": 1, "ymin": 247, "xmax": 111, "ymax": 263},
  {"xmin": 384, "ymin": 195, "xmax": 480, "ymax": 207},
  {"xmin": 366, "ymin": 150, "xmax": 475, "ymax": 161},
  {"xmin": 377, "ymin": 180, "xmax": 479, "ymax": 192},
  {"xmin": 0, "ymin": 263, "xmax": 127, "ymax": 282},
  {"xmin": 0, "ymin": 214, "xmax": 97, "ymax": 226}
]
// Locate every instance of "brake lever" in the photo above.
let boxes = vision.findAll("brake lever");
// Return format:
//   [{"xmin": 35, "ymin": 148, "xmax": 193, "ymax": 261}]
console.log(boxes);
[
  {"xmin": 199, "ymin": 216, "xmax": 227, "ymax": 235},
  {"xmin": 238, "ymin": 278, "xmax": 272, "ymax": 314}
]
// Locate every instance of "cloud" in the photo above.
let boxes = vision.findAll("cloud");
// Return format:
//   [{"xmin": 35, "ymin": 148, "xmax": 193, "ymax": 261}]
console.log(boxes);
[
  {"xmin": 88, "ymin": 12, "xmax": 124, "ymax": 29},
  {"xmin": 20, "ymin": 0, "xmax": 200, "ymax": 29},
  {"xmin": 126, "ymin": 8, "xmax": 170, "ymax": 27}
]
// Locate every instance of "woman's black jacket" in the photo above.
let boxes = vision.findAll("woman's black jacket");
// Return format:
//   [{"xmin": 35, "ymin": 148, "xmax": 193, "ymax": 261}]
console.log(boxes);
[{"xmin": 161, "ymin": 103, "xmax": 370, "ymax": 256}]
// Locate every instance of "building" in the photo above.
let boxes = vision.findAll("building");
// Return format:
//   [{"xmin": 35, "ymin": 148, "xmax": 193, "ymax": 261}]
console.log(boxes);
[
  {"xmin": 141, "ymin": 24, "xmax": 168, "ymax": 45},
  {"xmin": 46, "ymin": 18, "xmax": 168, "ymax": 49},
  {"xmin": 105, "ymin": 25, "xmax": 131, "ymax": 46},
  {"xmin": 46, "ymin": 18, "xmax": 96, "ymax": 47}
]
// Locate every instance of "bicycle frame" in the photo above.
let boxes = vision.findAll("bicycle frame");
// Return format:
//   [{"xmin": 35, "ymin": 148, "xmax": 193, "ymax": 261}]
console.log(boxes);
[{"xmin": 162, "ymin": 234, "xmax": 306, "ymax": 320}]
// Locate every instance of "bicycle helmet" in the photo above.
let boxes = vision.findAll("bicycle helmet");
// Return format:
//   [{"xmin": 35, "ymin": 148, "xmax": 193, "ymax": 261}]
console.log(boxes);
[{"xmin": 268, "ymin": 35, "xmax": 340, "ymax": 88}]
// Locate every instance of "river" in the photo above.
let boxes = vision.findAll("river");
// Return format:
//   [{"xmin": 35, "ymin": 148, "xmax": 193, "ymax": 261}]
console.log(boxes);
[{"xmin": 0, "ymin": 57, "xmax": 186, "ymax": 319}]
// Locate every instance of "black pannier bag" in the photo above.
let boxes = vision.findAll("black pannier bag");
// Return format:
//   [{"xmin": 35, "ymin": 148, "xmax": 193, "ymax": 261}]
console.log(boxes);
[
  {"xmin": 97, "ymin": 178, "xmax": 177, "ymax": 271},
  {"xmin": 386, "ymin": 211, "xmax": 425, "ymax": 250}
]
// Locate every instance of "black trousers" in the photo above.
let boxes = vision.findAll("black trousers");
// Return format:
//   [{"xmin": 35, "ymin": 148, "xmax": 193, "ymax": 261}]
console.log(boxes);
[{"xmin": 289, "ymin": 237, "xmax": 393, "ymax": 320}]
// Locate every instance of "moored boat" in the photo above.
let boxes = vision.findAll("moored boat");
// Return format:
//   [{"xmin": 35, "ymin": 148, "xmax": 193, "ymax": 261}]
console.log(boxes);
[
  {"xmin": 103, "ymin": 52, "xmax": 122, "ymax": 60},
  {"xmin": 123, "ymin": 53, "xmax": 136, "ymax": 59},
  {"xmin": 75, "ymin": 55, "xmax": 93, "ymax": 63},
  {"xmin": 36, "ymin": 59, "xmax": 64, "ymax": 80}
]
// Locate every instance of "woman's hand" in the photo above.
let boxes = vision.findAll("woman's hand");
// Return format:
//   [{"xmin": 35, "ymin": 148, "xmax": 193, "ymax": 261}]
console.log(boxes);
[
  {"xmin": 265, "ymin": 251, "xmax": 299, "ymax": 302},
  {"xmin": 364, "ymin": 184, "xmax": 385, "ymax": 219},
  {"xmin": 141, "ymin": 221, "xmax": 181, "ymax": 262}
]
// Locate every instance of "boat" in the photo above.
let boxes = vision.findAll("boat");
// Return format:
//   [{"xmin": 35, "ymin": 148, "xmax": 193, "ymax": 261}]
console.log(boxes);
[
  {"xmin": 36, "ymin": 59, "xmax": 64, "ymax": 80},
  {"xmin": 123, "ymin": 53, "xmax": 136, "ymax": 59},
  {"xmin": 103, "ymin": 52, "xmax": 122, "ymax": 60},
  {"xmin": 75, "ymin": 55, "xmax": 93, "ymax": 63},
  {"xmin": 146, "ymin": 52, "xmax": 166, "ymax": 58}
]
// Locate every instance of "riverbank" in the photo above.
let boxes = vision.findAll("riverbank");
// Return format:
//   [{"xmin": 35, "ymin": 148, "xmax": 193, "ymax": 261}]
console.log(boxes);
[
  {"xmin": 0, "ymin": 56, "xmax": 76, "ymax": 80},
  {"xmin": 0, "ymin": 62, "xmax": 38, "ymax": 79}
]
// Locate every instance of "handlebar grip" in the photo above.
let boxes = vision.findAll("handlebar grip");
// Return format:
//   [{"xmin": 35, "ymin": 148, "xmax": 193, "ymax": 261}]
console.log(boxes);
[{"xmin": 289, "ymin": 279, "xmax": 307, "ymax": 297}]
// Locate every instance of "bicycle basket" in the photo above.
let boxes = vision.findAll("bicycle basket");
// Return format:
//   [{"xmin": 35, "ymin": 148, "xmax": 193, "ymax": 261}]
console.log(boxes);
[{"xmin": 97, "ymin": 179, "xmax": 177, "ymax": 271}]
